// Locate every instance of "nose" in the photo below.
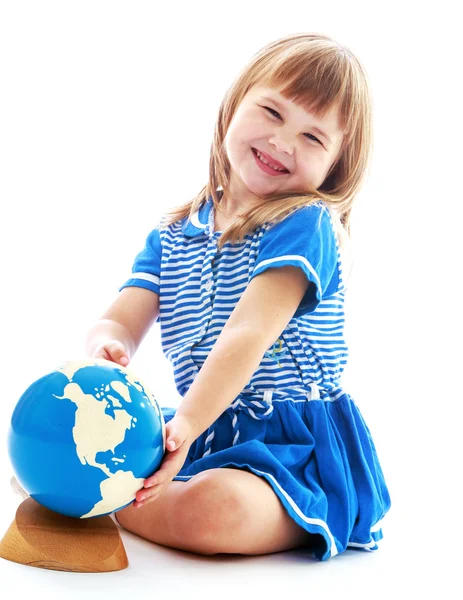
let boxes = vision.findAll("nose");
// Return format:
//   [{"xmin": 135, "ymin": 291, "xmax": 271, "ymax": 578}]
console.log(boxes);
[{"xmin": 268, "ymin": 132, "xmax": 294, "ymax": 155}]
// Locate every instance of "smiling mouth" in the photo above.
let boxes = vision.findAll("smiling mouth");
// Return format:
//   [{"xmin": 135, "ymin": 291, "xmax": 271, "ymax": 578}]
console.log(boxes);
[{"xmin": 251, "ymin": 148, "xmax": 289, "ymax": 174}]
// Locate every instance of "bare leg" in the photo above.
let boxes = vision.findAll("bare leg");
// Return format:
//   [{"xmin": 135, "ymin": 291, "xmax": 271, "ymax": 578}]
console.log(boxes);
[{"xmin": 115, "ymin": 468, "xmax": 312, "ymax": 555}]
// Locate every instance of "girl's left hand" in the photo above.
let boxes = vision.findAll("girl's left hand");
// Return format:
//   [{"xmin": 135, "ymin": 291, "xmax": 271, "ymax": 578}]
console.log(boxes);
[{"xmin": 133, "ymin": 414, "xmax": 197, "ymax": 508}]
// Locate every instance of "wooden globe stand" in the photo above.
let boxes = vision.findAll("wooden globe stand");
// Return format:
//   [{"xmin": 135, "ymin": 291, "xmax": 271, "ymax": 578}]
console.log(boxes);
[{"xmin": 0, "ymin": 497, "xmax": 128, "ymax": 572}]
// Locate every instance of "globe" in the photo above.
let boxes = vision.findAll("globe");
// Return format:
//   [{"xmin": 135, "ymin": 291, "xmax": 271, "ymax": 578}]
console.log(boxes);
[{"xmin": 8, "ymin": 358, "xmax": 165, "ymax": 519}]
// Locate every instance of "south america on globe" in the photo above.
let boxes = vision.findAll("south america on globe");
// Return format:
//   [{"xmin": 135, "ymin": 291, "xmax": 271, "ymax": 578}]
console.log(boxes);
[{"xmin": 8, "ymin": 358, "xmax": 165, "ymax": 519}]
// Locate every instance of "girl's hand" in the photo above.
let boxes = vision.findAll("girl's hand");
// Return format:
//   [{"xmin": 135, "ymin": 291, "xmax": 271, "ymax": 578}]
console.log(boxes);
[
  {"xmin": 133, "ymin": 414, "xmax": 197, "ymax": 508},
  {"xmin": 92, "ymin": 341, "xmax": 130, "ymax": 367}
]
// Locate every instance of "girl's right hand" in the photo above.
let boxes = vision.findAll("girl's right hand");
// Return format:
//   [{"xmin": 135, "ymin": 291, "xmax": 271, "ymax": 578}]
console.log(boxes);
[{"xmin": 92, "ymin": 341, "xmax": 130, "ymax": 367}]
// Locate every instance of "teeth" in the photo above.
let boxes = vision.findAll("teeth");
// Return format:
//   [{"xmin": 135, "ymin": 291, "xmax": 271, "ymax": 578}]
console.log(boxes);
[{"xmin": 255, "ymin": 150, "xmax": 287, "ymax": 172}]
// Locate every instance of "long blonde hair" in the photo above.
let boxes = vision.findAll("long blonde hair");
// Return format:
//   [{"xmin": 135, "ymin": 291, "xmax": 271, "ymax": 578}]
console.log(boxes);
[{"xmin": 163, "ymin": 33, "xmax": 373, "ymax": 248}]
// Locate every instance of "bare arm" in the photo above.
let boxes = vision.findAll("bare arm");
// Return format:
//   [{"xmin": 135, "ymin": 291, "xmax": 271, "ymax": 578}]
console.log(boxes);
[
  {"xmin": 138, "ymin": 265, "xmax": 311, "ymax": 505},
  {"xmin": 85, "ymin": 286, "xmax": 160, "ymax": 363},
  {"xmin": 176, "ymin": 265, "xmax": 310, "ymax": 440}
]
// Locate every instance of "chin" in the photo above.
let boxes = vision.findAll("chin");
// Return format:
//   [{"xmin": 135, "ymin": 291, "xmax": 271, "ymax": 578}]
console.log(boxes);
[{"xmin": 244, "ymin": 174, "xmax": 286, "ymax": 194}]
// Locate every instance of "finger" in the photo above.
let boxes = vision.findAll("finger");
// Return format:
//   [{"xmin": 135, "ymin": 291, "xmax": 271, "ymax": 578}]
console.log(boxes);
[
  {"xmin": 136, "ymin": 484, "xmax": 163, "ymax": 502},
  {"xmin": 139, "ymin": 492, "xmax": 163, "ymax": 508},
  {"xmin": 92, "ymin": 341, "xmax": 129, "ymax": 366},
  {"xmin": 166, "ymin": 438, "xmax": 177, "ymax": 451},
  {"xmin": 135, "ymin": 444, "xmax": 190, "ymax": 505},
  {"xmin": 134, "ymin": 490, "xmax": 160, "ymax": 509},
  {"xmin": 135, "ymin": 481, "xmax": 168, "ymax": 507},
  {"xmin": 164, "ymin": 422, "xmax": 189, "ymax": 452},
  {"xmin": 144, "ymin": 451, "xmax": 183, "ymax": 487},
  {"xmin": 107, "ymin": 342, "xmax": 129, "ymax": 366},
  {"xmin": 143, "ymin": 467, "xmax": 173, "ymax": 490},
  {"xmin": 93, "ymin": 347, "xmax": 111, "ymax": 361}
]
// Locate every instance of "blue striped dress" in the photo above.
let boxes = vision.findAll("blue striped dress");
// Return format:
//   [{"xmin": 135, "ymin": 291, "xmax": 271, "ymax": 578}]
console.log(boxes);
[{"xmin": 120, "ymin": 196, "xmax": 391, "ymax": 560}]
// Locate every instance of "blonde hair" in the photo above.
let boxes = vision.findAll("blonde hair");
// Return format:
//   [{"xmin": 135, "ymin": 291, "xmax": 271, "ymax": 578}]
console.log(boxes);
[{"xmin": 163, "ymin": 33, "xmax": 373, "ymax": 248}]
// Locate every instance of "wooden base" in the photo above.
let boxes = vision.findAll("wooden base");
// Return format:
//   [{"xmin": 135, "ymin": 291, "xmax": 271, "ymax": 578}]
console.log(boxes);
[{"xmin": 0, "ymin": 497, "xmax": 128, "ymax": 572}]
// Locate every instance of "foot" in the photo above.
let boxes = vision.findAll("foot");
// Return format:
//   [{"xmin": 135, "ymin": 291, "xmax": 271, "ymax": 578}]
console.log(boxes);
[
  {"xmin": 10, "ymin": 475, "xmax": 29, "ymax": 500},
  {"xmin": 109, "ymin": 512, "xmax": 122, "ymax": 527}
]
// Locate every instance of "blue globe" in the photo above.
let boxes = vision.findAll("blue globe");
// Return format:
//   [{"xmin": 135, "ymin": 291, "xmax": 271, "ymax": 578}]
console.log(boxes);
[{"xmin": 8, "ymin": 358, "xmax": 165, "ymax": 519}]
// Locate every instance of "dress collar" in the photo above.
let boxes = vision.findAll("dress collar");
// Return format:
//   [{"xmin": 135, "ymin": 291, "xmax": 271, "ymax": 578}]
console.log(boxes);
[{"xmin": 181, "ymin": 195, "xmax": 215, "ymax": 237}]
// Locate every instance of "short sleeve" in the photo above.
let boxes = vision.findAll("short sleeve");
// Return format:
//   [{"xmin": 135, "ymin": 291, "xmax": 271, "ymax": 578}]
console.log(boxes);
[
  {"xmin": 119, "ymin": 228, "xmax": 161, "ymax": 295},
  {"xmin": 251, "ymin": 204, "xmax": 339, "ymax": 316}
]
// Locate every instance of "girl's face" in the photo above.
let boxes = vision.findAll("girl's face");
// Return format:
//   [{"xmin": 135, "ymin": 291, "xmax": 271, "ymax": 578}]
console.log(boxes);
[{"xmin": 223, "ymin": 85, "xmax": 344, "ymax": 203}]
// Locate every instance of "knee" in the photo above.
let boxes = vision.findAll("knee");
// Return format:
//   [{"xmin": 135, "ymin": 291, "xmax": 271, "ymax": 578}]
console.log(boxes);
[{"xmin": 169, "ymin": 470, "xmax": 248, "ymax": 554}]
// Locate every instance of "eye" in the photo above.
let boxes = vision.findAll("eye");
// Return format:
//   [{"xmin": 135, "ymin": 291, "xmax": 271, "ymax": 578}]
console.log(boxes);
[
  {"xmin": 263, "ymin": 106, "xmax": 323, "ymax": 146},
  {"xmin": 264, "ymin": 106, "xmax": 281, "ymax": 119},
  {"xmin": 303, "ymin": 133, "xmax": 322, "ymax": 145}
]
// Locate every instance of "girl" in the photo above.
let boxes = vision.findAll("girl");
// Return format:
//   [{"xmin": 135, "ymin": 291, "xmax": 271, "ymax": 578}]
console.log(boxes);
[{"xmin": 87, "ymin": 33, "xmax": 391, "ymax": 561}]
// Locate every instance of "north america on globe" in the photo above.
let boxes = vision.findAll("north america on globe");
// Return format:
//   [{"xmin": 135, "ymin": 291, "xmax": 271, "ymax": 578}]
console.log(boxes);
[{"xmin": 54, "ymin": 359, "xmax": 163, "ymax": 518}]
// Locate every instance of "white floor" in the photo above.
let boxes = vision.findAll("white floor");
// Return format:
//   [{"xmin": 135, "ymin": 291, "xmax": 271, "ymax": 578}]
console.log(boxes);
[{"xmin": 0, "ymin": 473, "xmax": 454, "ymax": 600}]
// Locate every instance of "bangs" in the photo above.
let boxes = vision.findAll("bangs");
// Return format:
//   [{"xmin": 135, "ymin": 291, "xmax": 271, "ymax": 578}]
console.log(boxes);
[
  {"xmin": 258, "ymin": 47, "xmax": 362, "ymax": 140},
  {"xmin": 181, "ymin": 34, "xmax": 374, "ymax": 245}
]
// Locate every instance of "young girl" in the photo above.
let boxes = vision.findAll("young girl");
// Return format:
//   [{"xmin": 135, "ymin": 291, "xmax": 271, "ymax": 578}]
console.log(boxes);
[{"xmin": 86, "ymin": 33, "xmax": 391, "ymax": 561}]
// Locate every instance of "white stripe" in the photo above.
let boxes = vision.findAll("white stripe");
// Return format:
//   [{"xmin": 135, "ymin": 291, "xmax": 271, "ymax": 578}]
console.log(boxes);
[
  {"xmin": 255, "ymin": 255, "xmax": 321, "ymax": 291},
  {"xmin": 263, "ymin": 390, "xmax": 273, "ymax": 403},
  {"xmin": 174, "ymin": 466, "xmax": 345, "ymax": 559},
  {"xmin": 250, "ymin": 467, "xmax": 338, "ymax": 558},
  {"xmin": 370, "ymin": 519, "xmax": 383, "ymax": 532},
  {"xmin": 130, "ymin": 272, "xmax": 160, "ymax": 286},
  {"xmin": 190, "ymin": 210, "xmax": 207, "ymax": 229},
  {"xmin": 347, "ymin": 540, "xmax": 377, "ymax": 550},
  {"xmin": 307, "ymin": 382, "xmax": 320, "ymax": 400},
  {"xmin": 205, "ymin": 431, "xmax": 215, "ymax": 445},
  {"xmin": 247, "ymin": 408, "xmax": 257, "ymax": 419},
  {"xmin": 147, "ymin": 208, "xmax": 350, "ymax": 404}
]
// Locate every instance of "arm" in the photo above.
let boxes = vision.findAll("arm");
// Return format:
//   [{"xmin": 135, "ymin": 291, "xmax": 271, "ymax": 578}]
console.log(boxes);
[
  {"xmin": 176, "ymin": 264, "xmax": 310, "ymax": 440},
  {"xmin": 86, "ymin": 286, "xmax": 160, "ymax": 364},
  {"xmin": 138, "ymin": 265, "xmax": 310, "ymax": 507}
]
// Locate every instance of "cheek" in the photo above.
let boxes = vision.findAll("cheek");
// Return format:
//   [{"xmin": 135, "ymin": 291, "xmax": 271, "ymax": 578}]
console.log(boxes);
[
  {"xmin": 225, "ymin": 127, "xmax": 253, "ymax": 160},
  {"xmin": 223, "ymin": 129, "xmax": 237, "ymax": 160},
  {"xmin": 300, "ymin": 151, "xmax": 326, "ymax": 172},
  {"xmin": 245, "ymin": 115, "xmax": 268, "ymax": 141},
  {"xmin": 297, "ymin": 154, "xmax": 326, "ymax": 185},
  {"xmin": 224, "ymin": 120, "xmax": 242, "ymax": 151},
  {"xmin": 230, "ymin": 113, "xmax": 266, "ymax": 146}
]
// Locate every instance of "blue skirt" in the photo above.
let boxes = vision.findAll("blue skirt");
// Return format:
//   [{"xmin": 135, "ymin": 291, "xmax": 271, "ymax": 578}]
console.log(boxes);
[{"xmin": 162, "ymin": 391, "xmax": 391, "ymax": 561}]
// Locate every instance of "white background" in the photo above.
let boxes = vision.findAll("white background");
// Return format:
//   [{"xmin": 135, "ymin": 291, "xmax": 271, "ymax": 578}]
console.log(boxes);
[{"xmin": 0, "ymin": 0, "xmax": 461, "ymax": 596}]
